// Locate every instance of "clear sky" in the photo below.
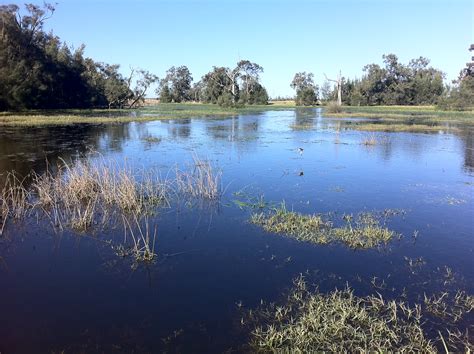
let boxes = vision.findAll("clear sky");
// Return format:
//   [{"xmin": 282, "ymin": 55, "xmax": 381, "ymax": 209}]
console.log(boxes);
[{"xmin": 15, "ymin": 0, "xmax": 474, "ymax": 97}]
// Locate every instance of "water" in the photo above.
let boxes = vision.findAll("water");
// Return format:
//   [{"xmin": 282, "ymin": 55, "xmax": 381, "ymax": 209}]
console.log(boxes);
[{"xmin": 0, "ymin": 108, "xmax": 473, "ymax": 352}]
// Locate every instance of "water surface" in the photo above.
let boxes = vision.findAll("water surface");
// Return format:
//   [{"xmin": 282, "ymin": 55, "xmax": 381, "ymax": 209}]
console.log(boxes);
[{"xmin": 0, "ymin": 108, "xmax": 473, "ymax": 352}]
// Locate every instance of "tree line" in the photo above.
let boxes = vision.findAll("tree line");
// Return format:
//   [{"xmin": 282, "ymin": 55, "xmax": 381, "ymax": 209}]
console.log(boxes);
[
  {"xmin": 291, "ymin": 50, "xmax": 473, "ymax": 110},
  {"xmin": 1, "ymin": 3, "xmax": 472, "ymax": 111},
  {"xmin": 0, "ymin": 3, "xmax": 269, "ymax": 110},
  {"xmin": 157, "ymin": 61, "xmax": 268, "ymax": 107}
]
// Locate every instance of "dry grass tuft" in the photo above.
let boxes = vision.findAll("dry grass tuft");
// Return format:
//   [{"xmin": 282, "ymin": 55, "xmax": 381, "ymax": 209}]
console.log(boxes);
[
  {"xmin": 176, "ymin": 154, "xmax": 222, "ymax": 200},
  {"xmin": 361, "ymin": 133, "xmax": 378, "ymax": 146},
  {"xmin": 30, "ymin": 158, "xmax": 170, "ymax": 232},
  {"xmin": 0, "ymin": 172, "xmax": 30, "ymax": 235}
]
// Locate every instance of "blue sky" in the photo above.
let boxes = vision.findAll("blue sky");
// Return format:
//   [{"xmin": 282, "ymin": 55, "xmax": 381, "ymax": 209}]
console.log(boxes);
[{"xmin": 19, "ymin": 0, "xmax": 474, "ymax": 97}]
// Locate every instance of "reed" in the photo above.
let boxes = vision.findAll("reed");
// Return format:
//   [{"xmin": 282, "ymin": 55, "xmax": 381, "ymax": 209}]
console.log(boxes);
[
  {"xmin": 0, "ymin": 172, "xmax": 30, "ymax": 235},
  {"xmin": 122, "ymin": 213, "xmax": 157, "ymax": 264},
  {"xmin": 176, "ymin": 154, "xmax": 222, "ymax": 200},
  {"xmin": 361, "ymin": 133, "xmax": 378, "ymax": 146}
]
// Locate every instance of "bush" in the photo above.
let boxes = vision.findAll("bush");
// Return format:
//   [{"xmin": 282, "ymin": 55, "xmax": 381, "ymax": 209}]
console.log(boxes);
[
  {"xmin": 217, "ymin": 92, "xmax": 236, "ymax": 108},
  {"xmin": 325, "ymin": 101, "xmax": 343, "ymax": 113}
]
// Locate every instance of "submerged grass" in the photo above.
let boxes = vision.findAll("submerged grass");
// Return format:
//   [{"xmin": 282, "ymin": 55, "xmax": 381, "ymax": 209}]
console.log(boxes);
[
  {"xmin": 250, "ymin": 203, "xmax": 400, "ymax": 249},
  {"xmin": 246, "ymin": 275, "xmax": 436, "ymax": 352}
]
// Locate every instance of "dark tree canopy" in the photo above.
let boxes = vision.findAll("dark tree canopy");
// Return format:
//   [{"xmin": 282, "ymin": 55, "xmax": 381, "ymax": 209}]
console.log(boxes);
[{"xmin": 0, "ymin": 3, "xmax": 155, "ymax": 110}]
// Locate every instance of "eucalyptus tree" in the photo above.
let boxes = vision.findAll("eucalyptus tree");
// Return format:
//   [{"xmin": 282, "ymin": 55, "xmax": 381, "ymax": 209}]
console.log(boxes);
[
  {"xmin": 158, "ymin": 65, "xmax": 193, "ymax": 102},
  {"xmin": 236, "ymin": 60, "xmax": 264, "ymax": 103},
  {"xmin": 290, "ymin": 72, "xmax": 319, "ymax": 106}
]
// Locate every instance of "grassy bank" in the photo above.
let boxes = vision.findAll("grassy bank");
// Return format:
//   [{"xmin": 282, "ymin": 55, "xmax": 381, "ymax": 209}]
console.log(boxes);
[
  {"xmin": 324, "ymin": 105, "xmax": 474, "ymax": 124},
  {"xmin": 0, "ymin": 103, "xmax": 294, "ymax": 126},
  {"xmin": 1, "ymin": 103, "xmax": 472, "ymax": 130}
]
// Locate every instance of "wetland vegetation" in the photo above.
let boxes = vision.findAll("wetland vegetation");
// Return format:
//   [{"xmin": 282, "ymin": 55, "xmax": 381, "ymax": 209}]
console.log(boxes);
[{"xmin": 1, "ymin": 2, "xmax": 473, "ymax": 352}]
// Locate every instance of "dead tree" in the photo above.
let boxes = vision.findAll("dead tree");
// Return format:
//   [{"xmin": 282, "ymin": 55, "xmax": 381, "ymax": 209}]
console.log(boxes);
[{"xmin": 324, "ymin": 71, "xmax": 342, "ymax": 106}]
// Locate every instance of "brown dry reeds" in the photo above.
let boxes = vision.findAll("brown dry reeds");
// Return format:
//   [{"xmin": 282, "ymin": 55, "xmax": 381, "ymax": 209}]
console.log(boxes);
[
  {"xmin": 30, "ymin": 158, "xmax": 170, "ymax": 232},
  {"xmin": 176, "ymin": 154, "xmax": 222, "ymax": 200},
  {"xmin": 0, "ymin": 172, "xmax": 30, "ymax": 236}
]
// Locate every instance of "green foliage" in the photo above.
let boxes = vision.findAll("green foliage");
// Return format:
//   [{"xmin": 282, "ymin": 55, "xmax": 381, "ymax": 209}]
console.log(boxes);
[
  {"xmin": 0, "ymin": 3, "xmax": 152, "ymax": 110},
  {"xmin": 338, "ymin": 54, "xmax": 445, "ymax": 106},
  {"xmin": 291, "ymin": 72, "xmax": 319, "ymax": 106},
  {"xmin": 199, "ymin": 61, "xmax": 269, "ymax": 106},
  {"xmin": 159, "ymin": 85, "xmax": 172, "ymax": 103},
  {"xmin": 296, "ymin": 87, "xmax": 318, "ymax": 106},
  {"xmin": 217, "ymin": 92, "xmax": 237, "ymax": 108},
  {"xmin": 157, "ymin": 66, "xmax": 193, "ymax": 103},
  {"xmin": 438, "ymin": 46, "xmax": 474, "ymax": 111}
]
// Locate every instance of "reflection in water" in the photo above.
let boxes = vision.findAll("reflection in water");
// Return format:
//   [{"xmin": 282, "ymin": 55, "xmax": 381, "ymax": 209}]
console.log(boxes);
[
  {"xmin": 166, "ymin": 119, "xmax": 192, "ymax": 139},
  {"xmin": 0, "ymin": 123, "xmax": 134, "ymax": 187},
  {"xmin": 456, "ymin": 129, "xmax": 474, "ymax": 173}
]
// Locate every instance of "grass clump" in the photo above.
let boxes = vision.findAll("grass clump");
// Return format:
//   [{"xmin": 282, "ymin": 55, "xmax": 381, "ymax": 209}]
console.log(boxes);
[
  {"xmin": 251, "ymin": 204, "xmax": 399, "ymax": 249},
  {"xmin": 424, "ymin": 290, "xmax": 474, "ymax": 323},
  {"xmin": 247, "ymin": 275, "xmax": 435, "ymax": 352},
  {"xmin": 176, "ymin": 154, "xmax": 222, "ymax": 200},
  {"xmin": 31, "ymin": 158, "xmax": 170, "ymax": 232},
  {"xmin": 120, "ymin": 214, "xmax": 157, "ymax": 267},
  {"xmin": 332, "ymin": 213, "xmax": 396, "ymax": 249},
  {"xmin": 0, "ymin": 172, "xmax": 30, "ymax": 235},
  {"xmin": 325, "ymin": 101, "xmax": 344, "ymax": 113},
  {"xmin": 250, "ymin": 203, "xmax": 332, "ymax": 244},
  {"xmin": 142, "ymin": 135, "xmax": 162, "ymax": 144},
  {"xmin": 360, "ymin": 133, "xmax": 378, "ymax": 145}
]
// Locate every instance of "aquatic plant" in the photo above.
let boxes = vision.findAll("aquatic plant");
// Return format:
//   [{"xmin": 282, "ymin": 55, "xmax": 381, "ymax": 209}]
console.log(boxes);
[
  {"xmin": 250, "ymin": 204, "xmax": 399, "ymax": 249},
  {"xmin": 361, "ymin": 133, "xmax": 378, "ymax": 146},
  {"xmin": 332, "ymin": 213, "xmax": 397, "ymax": 249},
  {"xmin": 176, "ymin": 154, "xmax": 222, "ymax": 200},
  {"xmin": 0, "ymin": 172, "xmax": 30, "ymax": 235},
  {"xmin": 424, "ymin": 290, "xmax": 473, "ymax": 323},
  {"xmin": 30, "ymin": 158, "xmax": 171, "ymax": 232},
  {"xmin": 122, "ymin": 214, "xmax": 157, "ymax": 265},
  {"xmin": 246, "ymin": 275, "xmax": 435, "ymax": 352},
  {"xmin": 250, "ymin": 202, "xmax": 332, "ymax": 244},
  {"xmin": 142, "ymin": 135, "xmax": 162, "ymax": 144},
  {"xmin": 325, "ymin": 100, "xmax": 344, "ymax": 113}
]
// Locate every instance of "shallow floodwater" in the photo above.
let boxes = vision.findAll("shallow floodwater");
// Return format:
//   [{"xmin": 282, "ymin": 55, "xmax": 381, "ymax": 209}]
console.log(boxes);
[{"xmin": 0, "ymin": 108, "xmax": 473, "ymax": 352}]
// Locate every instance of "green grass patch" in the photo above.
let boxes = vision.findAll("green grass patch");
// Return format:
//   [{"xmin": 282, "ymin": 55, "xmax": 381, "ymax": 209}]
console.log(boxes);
[
  {"xmin": 247, "ymin": 275, "xmax": 436, "ymax": 352},
  {"xmin": 0, "ymin": 103, "xmax": 296, "ymax": 126},
  {"xmin": 324, "ymin": 105, "xmax": 474, "ymax": 125},
  {"xmin": 250, "ymin": 203, "xmax": 400, "ymax": 249}
]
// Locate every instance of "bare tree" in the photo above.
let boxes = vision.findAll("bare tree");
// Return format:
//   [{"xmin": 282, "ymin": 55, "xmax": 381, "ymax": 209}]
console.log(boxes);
[
  {"xmin": 324, "ymin": 71, "xmax": 342, "ymax": 105},
  {"xmin": 128, "ymin": 68, "xmax": 159, "ymax": 108}
]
